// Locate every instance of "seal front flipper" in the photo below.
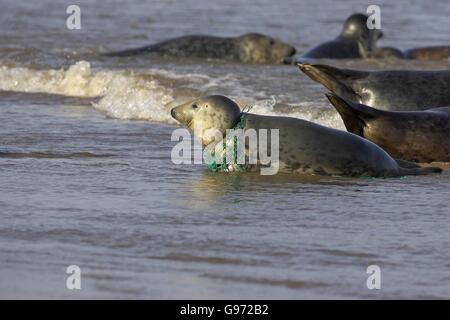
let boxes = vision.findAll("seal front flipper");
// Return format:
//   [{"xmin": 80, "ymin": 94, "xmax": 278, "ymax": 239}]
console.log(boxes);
[
  {"xmin": 298, "ymin": 63, "xmax": 365, "ymax": 102},
  {"xmin": 299, "ymin": 13, "xmax": 382, "ymax": 60},
  {"xmin": 325, "ymin": 92, "xmax": 377, "ymax": 136}
]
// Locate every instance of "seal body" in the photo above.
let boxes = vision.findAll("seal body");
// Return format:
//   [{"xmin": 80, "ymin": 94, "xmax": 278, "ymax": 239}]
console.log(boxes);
[
  {"xmin": 405, "ymin": 46, "xmax": 450, "ymax": 61},
  {"xmin": 102, "ymin": 33, "xmax": 296, "ymax": 64},
  {"xmin": 369, "ymin": 46, "xmax": 405, "ymax": 59},
  {"xmin": 298, "ymin": 63, "xmax": 450, "ymax": 111},
  {"xmin": 300, "ymin": 13, "xmax": 383, "ymax": 60},
  {"xmin": 170, "ymin": 95, "xmax": 441, "ymax": 177},
  {"xmin": 326, "ymin": 93, "xmax": 450, "ymax": 163}
]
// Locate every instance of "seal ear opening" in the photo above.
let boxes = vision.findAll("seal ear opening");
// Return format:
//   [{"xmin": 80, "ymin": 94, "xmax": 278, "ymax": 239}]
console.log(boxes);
[
  {"xmin": 297, "ymin": 63, "xmax": 363, "ymax": 101},
  {"xmin": 325, "ymin": 92, "xmax": 375, "ymax": 136}
]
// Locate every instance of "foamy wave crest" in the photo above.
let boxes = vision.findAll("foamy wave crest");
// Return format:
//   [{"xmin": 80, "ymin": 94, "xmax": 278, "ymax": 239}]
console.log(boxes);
[
  {"xmin": 92, "ymin": 73, "xmax": 175, "ymax": 122},
  {"xmin": 242, "ymin": 96, "xmax": 345, "ymax": 130},
  {"xmin": 0, "ymin": 60, "xmax": 345, "ymax": 128},
  {"xmin": 0, "ymin": 61, "xmax": 181, "ymax": 123},
  {"xmin": 0, "ymin": 61, "xmax": 112, "ymax": 97}
]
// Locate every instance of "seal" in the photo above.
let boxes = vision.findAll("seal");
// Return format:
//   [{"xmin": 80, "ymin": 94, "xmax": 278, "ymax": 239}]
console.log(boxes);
[
  {"xmin": 326, "ymin": 92, "xmax": 450, "ymax": 163},
  {"xmin": 102, "ymin": 33, "xmax": 296, "ymax": 64},
  {"xmin": 297, "ymin": 63, "xmax": 450, "ymax": 111},
  {"xmin": 170, "ymin": 95, "xmax": 441, "ymax": 177},
  {"xmin": 405, "ymin": 46, "xmax": 450, "ymax": 61},
  {"xmin": 299, "ymin": 13, "xmax": 383, "ymax": 60}
]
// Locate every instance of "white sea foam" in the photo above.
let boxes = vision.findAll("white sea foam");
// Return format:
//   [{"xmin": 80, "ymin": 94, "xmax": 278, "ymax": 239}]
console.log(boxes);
[{"xmin": 0, "ymin": 61, "xmax": 112, "ymax": 97}]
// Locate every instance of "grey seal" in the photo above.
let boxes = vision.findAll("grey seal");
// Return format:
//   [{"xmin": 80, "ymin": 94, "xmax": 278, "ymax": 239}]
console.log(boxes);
[
  {"xmin": 326, "ymin": 93, "xmax": 450, "ymax": 163},
  {"xmin": 102, "ymin": 33, "xmax": 296, "ymax": 64},
  {"xmin": 170, "ymin": 95, "xmax": 441, "ymax": 177},
  {"xmin": 297, "ymin": 63, "xmax": 450, "ymax": 111},
  {"xmin": 299, "ymin": 13, "xmax": 383, "ymax": 60}
]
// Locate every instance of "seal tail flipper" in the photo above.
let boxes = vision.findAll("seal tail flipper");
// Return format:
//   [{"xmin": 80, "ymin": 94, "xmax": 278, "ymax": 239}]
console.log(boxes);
[
  {"xmin": 399, "ymin": 166, "xmax": 442, "ymax": 176},
  {"xmin": 325, "ymin": 92, "xmax": 377, "ymax": 136},
  {"xmin": 297, "ymin": 63, "xmax": 364, "ymax": 101}
]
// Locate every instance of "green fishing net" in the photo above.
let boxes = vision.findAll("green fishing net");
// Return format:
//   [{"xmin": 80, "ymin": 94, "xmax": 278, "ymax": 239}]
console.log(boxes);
[{"xmin": 205, "ymin": 105, "xmax": 253, "ymax": 172}]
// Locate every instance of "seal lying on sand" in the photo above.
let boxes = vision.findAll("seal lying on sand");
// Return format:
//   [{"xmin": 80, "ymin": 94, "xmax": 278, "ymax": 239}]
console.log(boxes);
[
  {"xmin": 297, "ymin": 63, "xmax": 450, "ymax": 111},
  {"xmin": 171, "ymin": 95, "xmax": 441, "ymax": 177},
  {"xmin": 326, "ymin": 93, "xmax": 450, "ymax": 163},
  {"xmin": 102, "ymin": 33, "xmax": 296, "ymax": 64},
  {"xmin": 299, "ymin": 13, "xmax": 383, "ymax": 60}
]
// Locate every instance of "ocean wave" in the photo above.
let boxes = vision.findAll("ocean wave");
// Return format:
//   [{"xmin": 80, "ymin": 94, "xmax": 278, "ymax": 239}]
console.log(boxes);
[{"xmin": 0, "ymin": 60, "xmax": 345, "ymax": 129}]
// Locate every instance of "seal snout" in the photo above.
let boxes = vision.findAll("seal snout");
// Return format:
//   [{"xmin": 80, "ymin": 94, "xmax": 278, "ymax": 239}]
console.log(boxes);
[
  {"xmin": 296, "ymin": 62, "xmax": 311, "ymax": 73},
  {"xmin": 171, "ymin": 107, "xmax": 182, "ymax": 123}
]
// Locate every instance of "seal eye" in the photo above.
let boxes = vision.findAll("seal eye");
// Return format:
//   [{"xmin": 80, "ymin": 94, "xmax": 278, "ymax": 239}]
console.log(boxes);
[{"xmin": 192, "ymin": 104, "xmax": 198, "ymax": 109}]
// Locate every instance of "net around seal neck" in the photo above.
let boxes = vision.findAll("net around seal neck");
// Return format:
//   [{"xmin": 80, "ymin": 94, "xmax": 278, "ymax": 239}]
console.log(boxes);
[{"xmin": 205, "ymin": 105, "xmax": 253, "ymax": 172}]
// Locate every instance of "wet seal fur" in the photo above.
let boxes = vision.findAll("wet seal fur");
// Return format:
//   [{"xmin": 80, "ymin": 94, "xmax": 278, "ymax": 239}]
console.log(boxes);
[
  {"xmin": 171, "ymin": 95, "xmax": 441, "ymax": 177},
  {"xmin": 326, "ymin": 93, "xmax": 450, "ymax": 163},
  {"xmin": 297, "ymin": 63, "xmax": 450, "ymax": 111},
  {"xmin": 299, "ymin": 13, "xmax": 383, "ymax": 60},
  {"xmin": 102, "ymin": 33, "xmax": 296, "ymax": 64}
]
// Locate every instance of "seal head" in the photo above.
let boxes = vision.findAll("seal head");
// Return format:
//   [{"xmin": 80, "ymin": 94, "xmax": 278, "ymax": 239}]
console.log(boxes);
[
  {"xmin": 300, "ymin": 13, "xmax": 383, "ymax": 60},
  {"xmin": 236, "ymin": 33, "xmax": 296, "ymax": 63},
  {"xmin": 171, "ymin": 95, "xmax": 241, "ymax": 146},
  {"xmin": 339, "ymin": 13, "xmax": 382, "ymax": 53}
]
